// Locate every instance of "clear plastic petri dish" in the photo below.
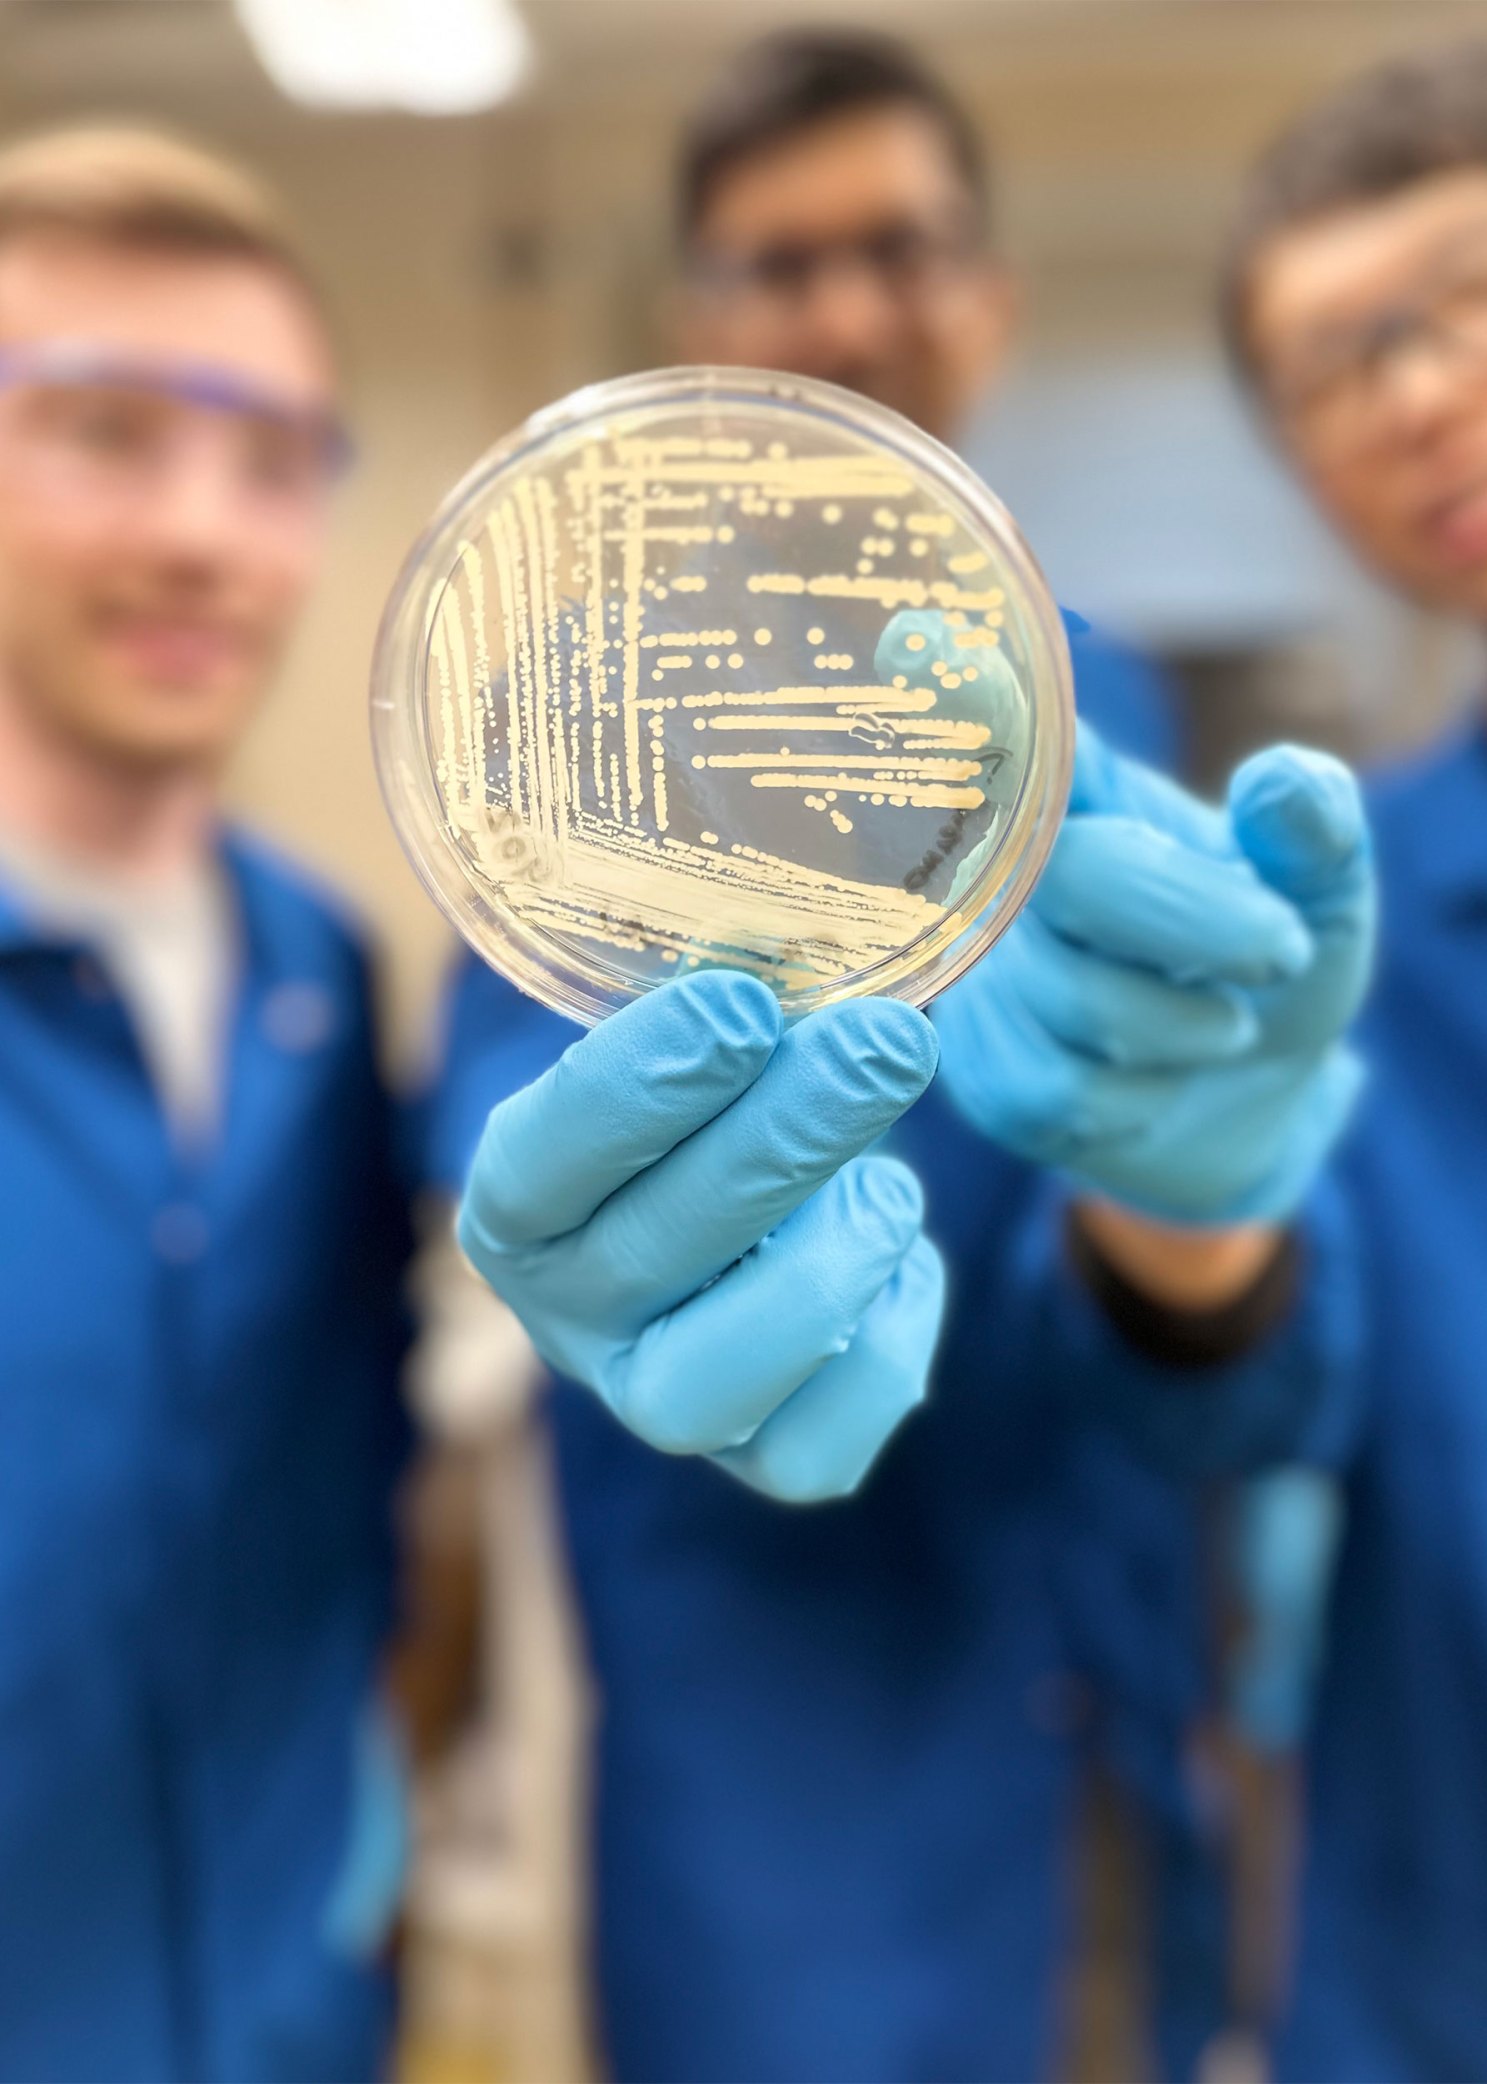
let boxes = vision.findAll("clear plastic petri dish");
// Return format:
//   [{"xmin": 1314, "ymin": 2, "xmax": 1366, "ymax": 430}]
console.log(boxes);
[{"xmin": 372, "ymin": 365, "xmax": 1073, "ymax": 1026}]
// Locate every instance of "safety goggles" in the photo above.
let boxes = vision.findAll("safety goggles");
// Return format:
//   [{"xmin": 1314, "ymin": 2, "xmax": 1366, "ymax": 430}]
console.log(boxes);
[
  {"xmin": 1266, "ymin": 234, "xmax": 1487, "ymax": 457},
  {"xmin": 687, "ymin": 213, "xmax": 984, "ymax": 310},
  {"xmin": 0, "ymin": 339, "xmax": 354, "ymax": 514}
]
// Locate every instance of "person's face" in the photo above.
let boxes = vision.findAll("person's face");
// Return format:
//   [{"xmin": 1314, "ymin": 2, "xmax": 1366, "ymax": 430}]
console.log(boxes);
[
  {"xmin": 677, "ymin": 104, "xmax": 1015, "ymax": 443},
  {"xmin": 1249, "ymin": 168, "xmax": 1487, "ymax": 618},
  {"xmin": 0, "ymin": 233, "xmax": 339, "ymax": 776}
]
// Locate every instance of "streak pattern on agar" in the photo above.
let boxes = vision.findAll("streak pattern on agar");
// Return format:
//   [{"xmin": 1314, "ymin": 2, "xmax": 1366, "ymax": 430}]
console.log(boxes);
[
  {"xmin": 425, "ymin": 416, "xmax": 1034, "ymax": 997},
  {"xmin": 373, "ymin": 373, "xmax": 1072, "ymax": 1022}
]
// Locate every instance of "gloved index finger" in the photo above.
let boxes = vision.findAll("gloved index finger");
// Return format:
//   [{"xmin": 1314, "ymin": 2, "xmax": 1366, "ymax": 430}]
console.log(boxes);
[
  {"xmin": 1034, "ymin": 815, "xmax": 1314, "ymax": 986},
  {"xmin": 570, "ymin": 994, "xmax": 939, "ymax": 1335},
  {"xmin": 460, "ymin": 969, "xmax": 783, "ymax": 1253}
]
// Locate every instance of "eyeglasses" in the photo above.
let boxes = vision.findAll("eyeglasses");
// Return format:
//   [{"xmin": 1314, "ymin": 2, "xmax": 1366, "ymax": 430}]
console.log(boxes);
[
  {"xmin": 689, "ymin": 216, "xmax": 983, "ymax": 310},
  {"xmin": 0, "ymin": 340, "xmax": 353, "ymax": 519},
  {"xmin": 1267, "ymin": 243, "xmax": 1487, "ymax": 457}
]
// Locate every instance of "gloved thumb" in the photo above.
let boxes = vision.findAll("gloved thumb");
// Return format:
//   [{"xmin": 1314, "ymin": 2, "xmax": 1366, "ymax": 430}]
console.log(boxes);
[
  {"xmin": 1231, "ymin": 746, "xmax": 1376, "ymax": 1051},
  {"xmin": 1229, "ymin": 745, "xmax": 1373, "ymax": 933}
]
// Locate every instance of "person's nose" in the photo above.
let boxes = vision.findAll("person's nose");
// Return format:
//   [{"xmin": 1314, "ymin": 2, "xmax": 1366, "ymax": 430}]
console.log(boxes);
[
  {"xmin": 794, "ymin": 255, "xmax": 900, "ymax": 370},
  {"xmin": 137, "ymin": 442, "xmax": 245, "ymax": 567},
  {"xmin": 1380, "ymin": 330, "xmax": 1476, "ymax": 450}
]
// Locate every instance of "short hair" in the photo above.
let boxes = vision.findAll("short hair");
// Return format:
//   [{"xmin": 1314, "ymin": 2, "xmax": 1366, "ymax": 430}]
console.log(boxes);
[
  {"xmin": 1222, "ymin": 41, "xmax": 1487, "ymax": 387},
  {"xmin": 676, "ymin": 28, "xmax": 992, "ymax": 252},
  {"xmin": 0, "ymin": 122, "xmax": 329, "ymax": 332}
]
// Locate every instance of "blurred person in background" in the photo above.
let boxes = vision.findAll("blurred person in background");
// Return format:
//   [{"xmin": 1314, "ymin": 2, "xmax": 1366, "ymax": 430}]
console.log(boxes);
[
  {"xmin": 433, "ymin": 30, "xmax": 1372, "ymax": 2081},
  {"xmin": 1201, "ymin": 40, "xmax": 1487, "ymax": 2078},
  {"xmin": 0, "ymin": 126, "xmax": 415, "ymax": 2082},
  {"xmin": 1010, "ymin": 36, "xmax": 1487, "ymax": 2080}
]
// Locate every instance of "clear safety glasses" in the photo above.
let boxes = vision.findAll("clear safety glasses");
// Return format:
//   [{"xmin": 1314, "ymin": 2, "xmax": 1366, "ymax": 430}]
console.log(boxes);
[
  {"xmin": 0, "ymin": 340, "xmax": 353, "ymax": 524},
  {"xmin": 1269, "ymin": 239, "xmax": 1487, "ymax": 459}
]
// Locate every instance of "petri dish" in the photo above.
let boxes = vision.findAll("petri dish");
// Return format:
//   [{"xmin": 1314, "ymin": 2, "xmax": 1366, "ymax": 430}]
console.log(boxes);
[{"xmin": 372, "ymin": 365, "xmax": 1073, "ymax": 1025}]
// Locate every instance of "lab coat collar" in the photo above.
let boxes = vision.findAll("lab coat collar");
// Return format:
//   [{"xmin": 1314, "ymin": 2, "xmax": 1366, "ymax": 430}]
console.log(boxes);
[{"xmin": 0, "ymin": 825, "xmax": 256, "ymax": 961}]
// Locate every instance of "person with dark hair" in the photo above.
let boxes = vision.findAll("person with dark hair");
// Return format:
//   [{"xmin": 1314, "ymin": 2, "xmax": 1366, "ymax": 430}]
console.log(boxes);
[
  {"xmin": 676, "ymin": 28, "xmax": 990, "ymax": 241},
  {"xmin": 670, "ymin": 28, "xmax": 1005, "ymax": 442},
  {"xmin": 430, "ymin": 30, "xmax": 1374, "ymax": 2083},
  {"xmin": 1037, "ymin": 38, "xmax": 1487, "ymax": 2079},
  {"xmin": 1232, "ymin": 43, "xmax": 1487, "ymax": 2079}
]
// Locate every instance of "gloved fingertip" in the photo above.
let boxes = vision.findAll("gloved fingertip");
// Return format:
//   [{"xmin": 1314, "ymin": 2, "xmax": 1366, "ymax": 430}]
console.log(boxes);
[
  {"xmin": 896, "ymin": 1228, "xmax": 947, "ymax": 1302},
  {"xmin": 1230, "ymin": 745, "xmax": 1368, "ymax": 899},
  {"xmin": 826, "ymin": 994, "xmax": 940, "ymax": 1098},
  {"xmin": 851, "ymin": 1153, "xmax": 926, "ymax": 1243},
  {"xmin": 1200, "ymin": 990, "xmax": 1262, "ymax": 1058},
  {"xmin": 1270, "ymin": 908, "xmax": 1316, "ymax": 980},
  {"xmin": 658, "ymin": 966, "xmax": 785, "ymax": 1054}
]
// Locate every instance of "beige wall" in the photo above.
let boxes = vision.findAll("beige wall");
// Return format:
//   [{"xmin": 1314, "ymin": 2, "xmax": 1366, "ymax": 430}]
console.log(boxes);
[
  {"xmin": 0, "ymin": 0, "xmax": 1474, "ymax": 1056},
  {"xmin": 225, "ymin": 120, "xmax": 567, "ymax": 1062}
]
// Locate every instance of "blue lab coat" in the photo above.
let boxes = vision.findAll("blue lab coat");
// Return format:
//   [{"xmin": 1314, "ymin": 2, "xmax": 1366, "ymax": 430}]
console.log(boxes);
[
  {"xmin": 1042, "ymin": 717, "xmax": 1487, "ymax": 2079},
  {"xmin": 0, "ymin": 834, "xmax": 409, "ymax": 2084},
  {"xmin": 429, "ymin": 620, "xmax": 1215, "ymax": 2082},
  {"xmin": 1277, "ymin": 721, "xmax": 1487, "ymax": 2080}
]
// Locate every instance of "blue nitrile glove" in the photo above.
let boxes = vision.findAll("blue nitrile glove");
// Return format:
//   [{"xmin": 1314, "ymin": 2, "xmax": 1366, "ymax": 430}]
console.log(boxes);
[
  {"xmin": 321, "ymin": 1701, "xmax": 410, "ymax": 1962},
  {"xmin": 1225, "ymin": 1466, "xmax": 1346, "ymax": 1753},
  {"xmin": 457, "ymin": 969, "xmax": 945, "ymax": 1503},
  {"xmin": 931, "ymin": 720, "xmax": 1376, "ymax": 1224}
]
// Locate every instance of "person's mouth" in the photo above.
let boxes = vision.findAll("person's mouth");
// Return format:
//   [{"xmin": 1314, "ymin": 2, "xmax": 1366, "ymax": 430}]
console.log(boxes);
[
  {"xmin": 96, "ymin": 610, "xmax": 247, "ymax": 683},
  {"xmin": 1418, "ymin": 473, "xmax": 1487, "ymax": 569}
]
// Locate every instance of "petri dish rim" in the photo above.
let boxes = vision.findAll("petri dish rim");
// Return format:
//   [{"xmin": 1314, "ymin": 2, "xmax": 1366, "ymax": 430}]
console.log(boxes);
[{"xmin": 371, "ymin": 363, "xmax": 1074, "ymax": 1025}]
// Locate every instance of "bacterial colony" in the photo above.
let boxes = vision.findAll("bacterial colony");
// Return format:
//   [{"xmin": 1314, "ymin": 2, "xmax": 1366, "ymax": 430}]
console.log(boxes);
[{"xmin": 423, "ymin": 414, "xmax": 1033, "ymax": 999}]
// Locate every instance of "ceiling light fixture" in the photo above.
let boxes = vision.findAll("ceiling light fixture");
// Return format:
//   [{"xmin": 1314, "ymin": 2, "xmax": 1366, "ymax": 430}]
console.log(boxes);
[{"xmin": 234, "ymin": 0, "xmax": 531, "ymax": 114}]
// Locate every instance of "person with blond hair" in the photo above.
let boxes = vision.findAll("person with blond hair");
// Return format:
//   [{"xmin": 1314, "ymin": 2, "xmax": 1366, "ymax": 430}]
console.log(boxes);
[{"xmin": 0, "ymin": 124, "xmax": 414, "ymax": 2081}]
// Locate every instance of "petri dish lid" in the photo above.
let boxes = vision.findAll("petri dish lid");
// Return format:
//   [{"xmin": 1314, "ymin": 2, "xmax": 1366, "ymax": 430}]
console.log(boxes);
[{"xmin": 372, "ymin": 365, "xmax": 1073, "ymax": 1026}]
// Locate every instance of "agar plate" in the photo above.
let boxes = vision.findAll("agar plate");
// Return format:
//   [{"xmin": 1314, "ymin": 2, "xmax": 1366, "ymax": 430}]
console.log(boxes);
[{"xmin": 372, "ymin": 365, "xmax": 1073, "ymax": 1024}]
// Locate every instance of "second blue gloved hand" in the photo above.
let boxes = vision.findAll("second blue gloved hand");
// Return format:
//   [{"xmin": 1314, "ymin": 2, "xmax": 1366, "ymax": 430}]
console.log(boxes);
[
  {"xmin": 933, "ymin": 722, "xmax": 1376, "ymax": 1224},
  {"xmin": 458, "ymin": 970, "xmax": 945, "ymax": 1503}
]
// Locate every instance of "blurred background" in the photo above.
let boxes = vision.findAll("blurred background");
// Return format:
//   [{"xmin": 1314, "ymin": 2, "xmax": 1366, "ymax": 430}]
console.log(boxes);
[
  {"xmin": 3, "ymin": 0, "xmax": 1476, "ymax": 1050},
  {"xmin": 3, "ymin": 3, "xmax": 1480, "ymax": 2077}
]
